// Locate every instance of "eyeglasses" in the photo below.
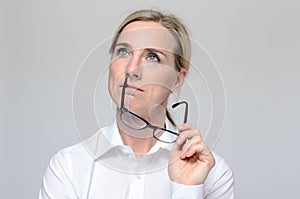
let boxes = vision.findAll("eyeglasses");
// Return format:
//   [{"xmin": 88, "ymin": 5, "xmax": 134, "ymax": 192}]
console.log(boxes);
[{"xmin": 119, "ymin": 74, "xmax": 188, "ymax": 143}]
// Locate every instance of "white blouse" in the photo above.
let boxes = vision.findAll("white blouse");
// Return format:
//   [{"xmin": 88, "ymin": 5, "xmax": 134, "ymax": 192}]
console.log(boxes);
[{"xmin": 39, "ymin": 121, "xmax": 234, "ymax": 199}]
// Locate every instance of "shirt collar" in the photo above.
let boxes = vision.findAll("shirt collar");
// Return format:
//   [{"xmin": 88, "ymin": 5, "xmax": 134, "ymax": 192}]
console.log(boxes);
[{"xmin": 84, "ymin": 120, "xmax": 176, "ymax": 160}]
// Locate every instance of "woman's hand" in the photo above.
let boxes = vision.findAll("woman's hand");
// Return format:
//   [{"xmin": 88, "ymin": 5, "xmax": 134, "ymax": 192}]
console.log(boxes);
[{"xmin": 168, "ymin": 123, "xmax": 215, "ymax": 185}]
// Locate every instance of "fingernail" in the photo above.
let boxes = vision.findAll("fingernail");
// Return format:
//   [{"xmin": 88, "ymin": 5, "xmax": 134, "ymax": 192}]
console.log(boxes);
[{"xmin": 181, "ymin": 151, "xmax": 185, "ymax": 158}]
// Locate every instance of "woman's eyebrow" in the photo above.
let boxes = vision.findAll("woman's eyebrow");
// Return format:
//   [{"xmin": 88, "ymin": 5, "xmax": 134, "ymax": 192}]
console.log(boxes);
[
  {"xmin": 145, "ymin": 48, "xmax": 167, "ymax": 57},
  {"xmin": 115, "ymin": 42, "xmax": 132, "ymax": 49},
  {"xmin": 115, "ymin": 43, "xmax": 167, "ymax": 57}
]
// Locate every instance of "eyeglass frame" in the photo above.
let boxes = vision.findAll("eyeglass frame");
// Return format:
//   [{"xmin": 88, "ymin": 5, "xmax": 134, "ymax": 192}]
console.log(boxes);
[{"xmin": 119, "ymin": 74, "xmax": 188, "ymax": 143}]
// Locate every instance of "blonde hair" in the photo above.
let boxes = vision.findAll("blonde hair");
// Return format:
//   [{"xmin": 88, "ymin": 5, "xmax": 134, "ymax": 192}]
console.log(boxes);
[
  {"xmin": 110, "ymin": 9, "xmax": 191, "ymax": 125},
  {"xmin": 110, "ymin": 9, "xmax": 191, "ymax": 72}
]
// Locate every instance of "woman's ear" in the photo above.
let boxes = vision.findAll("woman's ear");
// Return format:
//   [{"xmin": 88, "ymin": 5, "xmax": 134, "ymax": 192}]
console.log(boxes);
[{"xmin": 171, "ymin": 69, "xmax": 187, "ymax": 92}]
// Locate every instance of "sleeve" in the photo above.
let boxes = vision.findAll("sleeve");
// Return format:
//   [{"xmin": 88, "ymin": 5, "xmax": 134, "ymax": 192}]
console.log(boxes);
[
  {"xmin": 204, "ymin": 155, "xmax": 234, "ymax": 199},
  {"xmin": 170, "ymin": 181, "xmax": 204, "ymax": 199},
  {"xmin": 39, "ymin": 151, "xmax": 78, "ymax": 199}
]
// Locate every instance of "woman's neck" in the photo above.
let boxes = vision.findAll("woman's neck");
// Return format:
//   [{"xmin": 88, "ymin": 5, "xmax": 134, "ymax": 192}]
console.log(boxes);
[
  {"xmin": 118, "ymin": 130, "xmax": 157, "ymax": 160},
  {"xmin": 115, "ymin": 107, "xmax": 166, "ymax": 160}
]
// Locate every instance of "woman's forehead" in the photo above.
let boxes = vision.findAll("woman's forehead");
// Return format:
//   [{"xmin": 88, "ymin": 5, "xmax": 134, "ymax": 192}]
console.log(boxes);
[{"xmin": 117, "ymin": 21, "xmax": 177, "ymax": 53}]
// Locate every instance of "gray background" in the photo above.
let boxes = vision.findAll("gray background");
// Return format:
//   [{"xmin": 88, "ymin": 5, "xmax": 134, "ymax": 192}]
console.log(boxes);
[{"xmin": 1, "ymin": 0, "xmax": 300, "ymax": 198}]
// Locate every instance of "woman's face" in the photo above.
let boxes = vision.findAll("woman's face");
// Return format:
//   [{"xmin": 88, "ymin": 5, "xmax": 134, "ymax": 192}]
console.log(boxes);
[{"xmin": 108, "ymin": 21, "xmax": 184, "ymax": 117}]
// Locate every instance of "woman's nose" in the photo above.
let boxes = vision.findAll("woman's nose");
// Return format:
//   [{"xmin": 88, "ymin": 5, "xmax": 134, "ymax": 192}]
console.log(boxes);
[{"xmin": 126, "ymin": 54, "xmax": 142, "ymax": 80}]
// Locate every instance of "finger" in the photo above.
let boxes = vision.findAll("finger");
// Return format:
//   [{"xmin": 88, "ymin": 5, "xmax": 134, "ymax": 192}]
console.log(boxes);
[
  {"xmin": 177, "ymin": 123, "xmax": 195, "ymax": 132},
  {"xmin": 199, "ymin": 152, "xmax": 216, "ymax": 168},
  {"xmin": 184, "ymin": 143, "xmax": 202, "ymax": 158},
  {"xmin": 197, "ymin": 144, "xmax": 213, "ymax": 161},
  {"xmin": 182, "ymin": 138, "xmax": 212, "ymax": 160},
  {"xmin": 180, "ymin": 136, "xmax": 199, "ymax": 158},
  {"xmin": 199, "ymin": 153, "xmax": 213, "ymax": 161},
  {"xmin": 176, "ymin": 128, "xmax": 198, "ymax": 145}
]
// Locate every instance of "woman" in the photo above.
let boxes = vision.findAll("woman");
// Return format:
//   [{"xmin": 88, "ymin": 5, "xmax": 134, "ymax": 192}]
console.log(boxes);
[{"xmin": 39, "ymin": 9, "xmax": 234, "ymax": 199}]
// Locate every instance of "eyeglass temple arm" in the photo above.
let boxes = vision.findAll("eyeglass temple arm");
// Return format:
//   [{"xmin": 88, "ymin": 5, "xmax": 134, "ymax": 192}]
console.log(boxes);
[
  {"xmin": 120, "ymin": 74, "xmax": 129, "ymax": 109},
  {"xmin": 171, "ymin": 101, "xmax": 188, "ymax": 123}
]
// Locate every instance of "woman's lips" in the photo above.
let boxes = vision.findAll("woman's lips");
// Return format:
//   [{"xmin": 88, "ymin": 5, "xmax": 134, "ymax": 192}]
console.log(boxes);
[{"xmin": 120, "ymin": 85, "xmax": 144, "ymax": 93}]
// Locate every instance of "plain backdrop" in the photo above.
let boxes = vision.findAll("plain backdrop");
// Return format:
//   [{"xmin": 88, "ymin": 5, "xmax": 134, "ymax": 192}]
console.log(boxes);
[{"xmin": 1, "ymin": 0, "xmax": 300, "ymax": 198}]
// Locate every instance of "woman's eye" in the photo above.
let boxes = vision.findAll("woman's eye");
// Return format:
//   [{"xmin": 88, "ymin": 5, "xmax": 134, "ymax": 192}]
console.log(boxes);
[
  {"xmin": 147, "ymin": 53, "xmax": 160, "ymax": 62},
  {"xmin": 116, "ymin": 47, "xmax": 129, "ymax": 56}
]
